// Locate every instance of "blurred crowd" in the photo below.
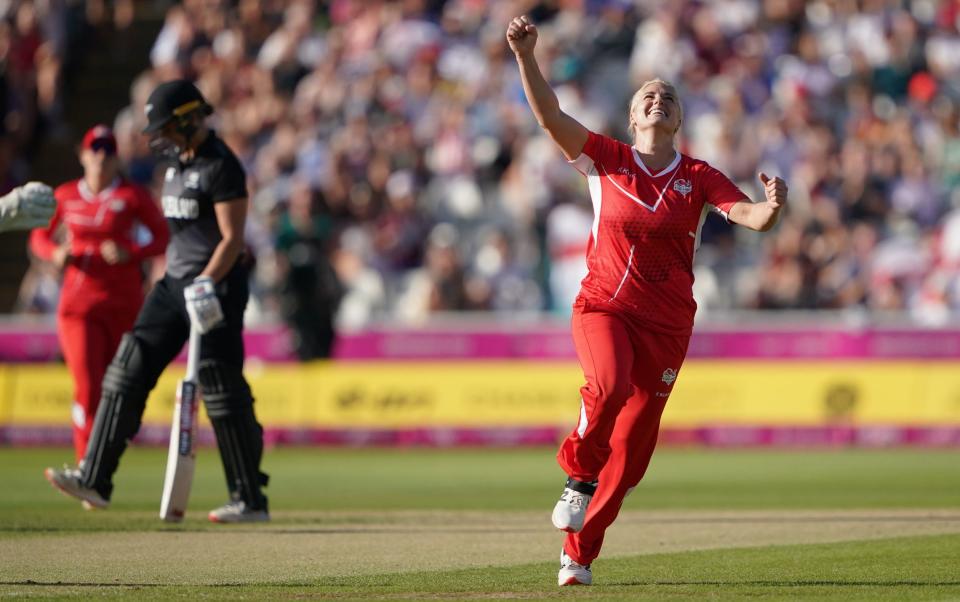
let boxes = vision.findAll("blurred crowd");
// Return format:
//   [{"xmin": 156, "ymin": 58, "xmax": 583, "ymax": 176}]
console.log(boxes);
[
  {"xmin": 0, "ymin": 0, "xmax": 136, "ymax": 191},
  {"xmin": 24, "ymin": 0, "xmax": 960, "ymax": 345},
  {"xmin": 0, "ymin": 0, "xmax": 70, "ymax": 195}
]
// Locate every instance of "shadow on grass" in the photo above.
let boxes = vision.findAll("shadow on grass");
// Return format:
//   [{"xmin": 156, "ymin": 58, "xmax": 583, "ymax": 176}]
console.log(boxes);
[
  {"xmin": 609, "ymin": 580, "xmax": 960, "ymax": 588},
  {"xmin": 8, "ymin": 579, "xmax": 960, "ymax": 589},
  {"xmin": 628, "ymin": 515, "xmax": 960, "ymax": 524},
  {"xmin": 0, "ymin": 526, "xmax": 546, "ymax": 535}
]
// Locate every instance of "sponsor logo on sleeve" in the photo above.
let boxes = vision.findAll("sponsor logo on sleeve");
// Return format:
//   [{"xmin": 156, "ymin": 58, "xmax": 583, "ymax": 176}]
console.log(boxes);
[{"xmin": 661, "ymin": 368, "xmax": 678, "ymax": 385}]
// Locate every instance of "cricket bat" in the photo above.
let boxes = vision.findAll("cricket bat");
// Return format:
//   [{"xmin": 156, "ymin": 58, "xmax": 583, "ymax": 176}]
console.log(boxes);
[{"xmin": 159, "ymin": 326, "xmax": 202, "ymax": 522}]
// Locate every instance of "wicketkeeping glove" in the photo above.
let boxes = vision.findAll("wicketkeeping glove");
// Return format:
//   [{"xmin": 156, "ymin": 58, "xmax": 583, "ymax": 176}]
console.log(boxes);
[
  {"xmin": 0, "ymin": 182, "xmax": 55, "ymax": 232},
  {"xmin": 184, "ymin": 276, "xmax": 224, "ymax": 333}
]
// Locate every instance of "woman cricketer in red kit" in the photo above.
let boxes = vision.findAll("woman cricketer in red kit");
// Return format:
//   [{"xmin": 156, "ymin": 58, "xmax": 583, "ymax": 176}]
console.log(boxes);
[
  {"xmin": 507, "ymin": 16, "xmax": 788, "ymax": 586},
  {"xmin": 30, "ymin": 125, "xmax": 169, "ymax": 462}
]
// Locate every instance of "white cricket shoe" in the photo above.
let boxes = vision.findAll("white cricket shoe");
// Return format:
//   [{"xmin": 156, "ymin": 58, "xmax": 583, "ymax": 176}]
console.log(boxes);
[
  {"xmin": 551, "ymin": 477, "xmax": 597, "ymax": 533},
  {"xmin": 558, "ymin": 549, "xmax": 592, "ymax": 586},
  {"xmin": 44, "ymin": 466, "xmax": 109, "ymax": 509},
  {"xmin": 208, "ymin": 500, "xmax": 270, "ymax": 523}
]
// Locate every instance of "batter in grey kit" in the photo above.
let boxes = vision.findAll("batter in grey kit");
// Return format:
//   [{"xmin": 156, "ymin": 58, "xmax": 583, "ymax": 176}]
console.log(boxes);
[{"xmin": 45, "ymin": 80, "xmax": 270, "ymax": 523}]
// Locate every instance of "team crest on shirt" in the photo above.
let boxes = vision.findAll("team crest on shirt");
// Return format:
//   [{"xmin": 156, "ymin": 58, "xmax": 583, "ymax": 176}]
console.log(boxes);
[
  {"xmin": 109, "ymin": 199, "xmax": 125, "ymax": 212},
  {"xmin": 661, "ymin": 368, "xmax": 678, "ymax": 385},
  {"xmin": 672, "ymin": 179, "xmax": 692, "ymax": 196}
]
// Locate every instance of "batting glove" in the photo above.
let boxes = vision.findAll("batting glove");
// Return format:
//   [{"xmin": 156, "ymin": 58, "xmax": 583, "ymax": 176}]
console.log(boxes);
[
  {"xmin": 0, "ymin": 182, "xmax": 55, "ymax": 232},
  {"xmin": 184, "ymin": 276, "xmax": 224, "ymax": 333}
]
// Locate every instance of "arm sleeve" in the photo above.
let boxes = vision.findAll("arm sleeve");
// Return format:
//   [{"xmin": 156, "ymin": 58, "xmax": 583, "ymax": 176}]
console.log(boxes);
[
  {"xmin": 568, "ymin": 130, "xmax": 615, "ymax": 176},
  {"xmin": 28, "ymin": 189, "xmax": 65, "ymax": 261},
  {"xmin": 700, "ymin": 163, "xmax": 748, "ymax": 221},
  {"xmin": 209, "ymin": 156, "xmax": 248, "ymax": 203},
  {"xmin": 129, "ymin": 184, "xmax": 170, "ymax": 262}
]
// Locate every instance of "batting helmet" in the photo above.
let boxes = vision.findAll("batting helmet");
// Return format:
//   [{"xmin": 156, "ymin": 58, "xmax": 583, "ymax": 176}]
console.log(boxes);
[{"xmin": 142, "ymin": 80, "xmax": 213, "ymax": 135}]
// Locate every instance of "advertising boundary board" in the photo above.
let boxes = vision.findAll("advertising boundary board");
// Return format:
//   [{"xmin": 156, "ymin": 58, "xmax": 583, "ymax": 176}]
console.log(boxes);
[{"xmin": 2, "ymin": 360, "xmax": 958, "ymax": 446}]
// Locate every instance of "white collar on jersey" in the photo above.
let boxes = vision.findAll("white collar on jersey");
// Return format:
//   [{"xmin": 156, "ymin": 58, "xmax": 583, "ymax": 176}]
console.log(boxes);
[
  {"xmin": 631, "ymin": 148, "xmax": 681, "ymax": 178},
  {"xmin": 78, "ymin": 177, "xmax": 121, "ymax": 201}
]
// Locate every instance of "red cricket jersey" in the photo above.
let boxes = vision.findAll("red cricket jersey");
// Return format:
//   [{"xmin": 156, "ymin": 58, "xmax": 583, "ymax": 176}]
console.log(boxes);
[
  {"xmin": 570, "ymin": 131, "xmax": 746, "ymax": 335},
  {"xmin": 30, "ymin": 177, "xmax": 169, "ymax": 315}
]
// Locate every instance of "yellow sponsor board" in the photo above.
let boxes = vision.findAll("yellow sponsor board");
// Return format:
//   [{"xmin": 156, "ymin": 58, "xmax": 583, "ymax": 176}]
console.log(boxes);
[{"xmin": 2, "ymin": 361, "xmax": 959, "ymax": 428}]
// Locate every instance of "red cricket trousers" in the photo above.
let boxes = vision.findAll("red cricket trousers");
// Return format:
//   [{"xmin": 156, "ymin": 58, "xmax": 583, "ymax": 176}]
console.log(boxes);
[
  {"xmin": 58, "ymin": 307, "xmax": 138, "ymax": 462},
  {"xmin": 557, "ymin": 300, "xmax": 690, "ymax": 565}
]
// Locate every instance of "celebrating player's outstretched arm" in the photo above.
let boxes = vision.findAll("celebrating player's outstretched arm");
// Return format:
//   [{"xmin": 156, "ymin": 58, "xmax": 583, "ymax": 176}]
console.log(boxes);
[
  {"xmin": 727, "ymin": 172, "xmax": 789, "ymax": 232},
  {"xmin": 507, "ymin": 16, "xmax": 588, "ymax": 160}
]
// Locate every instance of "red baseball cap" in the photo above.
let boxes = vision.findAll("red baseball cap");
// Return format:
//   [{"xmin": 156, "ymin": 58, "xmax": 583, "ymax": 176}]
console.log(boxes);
[{"xmin": 81, "ymin": 124, "xmax": 117, "ymax": 154}]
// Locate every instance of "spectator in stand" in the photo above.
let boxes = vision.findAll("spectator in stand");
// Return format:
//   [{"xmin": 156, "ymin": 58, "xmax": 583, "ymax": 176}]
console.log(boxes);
[
  {"xmin": 0, "ymin": 1, "xmax": 93, "ymax": 202},
  {"xmin": 274, "ymin": 177, "xmax": 342, "ymax": 360},
  {"xmin": 20, "ymin": 1, "xmax": 960, "ymax": 326}
]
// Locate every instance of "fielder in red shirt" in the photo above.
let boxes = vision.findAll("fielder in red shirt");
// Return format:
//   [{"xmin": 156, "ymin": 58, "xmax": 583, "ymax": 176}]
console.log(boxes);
[
  {"xmin": 30, "ymin": 125, "xmax": 169, "ymax": 462},
  {"xmin": 508, "ymin": 16, "xmax": 789, "ymax": 586}
]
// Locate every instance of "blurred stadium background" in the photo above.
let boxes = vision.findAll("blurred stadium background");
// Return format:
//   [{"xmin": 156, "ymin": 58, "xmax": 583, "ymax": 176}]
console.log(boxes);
[{"xmin": 0, "ymin": 0, "xmax": 959, "ymax": 448}]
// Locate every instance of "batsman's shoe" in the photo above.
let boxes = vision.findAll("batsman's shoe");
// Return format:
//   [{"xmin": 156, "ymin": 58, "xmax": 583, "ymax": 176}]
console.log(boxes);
[
  {"xmin": 558, "ymin": 549, "xmax": 592, "ymax": 586},
  {"xmin": 208, "ymin": 500, "xmax": 270, "ymax": 523},
  {"xmin": 551, "ymin": 477, "xmax": 597, "ymax": 532},
  {"xmin": 44, "ymin": 466, "xmax": 109, "ymax": 510}
]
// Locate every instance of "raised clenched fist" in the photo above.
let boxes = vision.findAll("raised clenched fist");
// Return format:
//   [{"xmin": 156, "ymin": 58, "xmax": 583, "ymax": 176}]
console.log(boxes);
[
  {"xmin": 758, "ymin": 172, "xmax": 788, "ymax": 209},
  {"xmin": 506, "ymin": 15, "xmax": 538, "ymax": 57}
]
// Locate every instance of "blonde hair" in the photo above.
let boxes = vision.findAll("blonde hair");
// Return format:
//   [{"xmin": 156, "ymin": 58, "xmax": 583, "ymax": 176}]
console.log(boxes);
[{"xmin": 628, "ymin": 79, "xmax": 683, "ymax": 138}]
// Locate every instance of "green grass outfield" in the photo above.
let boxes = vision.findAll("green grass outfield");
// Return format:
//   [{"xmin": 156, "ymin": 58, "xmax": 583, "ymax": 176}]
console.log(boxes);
[{"xmin": 1, "ymin": 447, "xmax": 959, "ymax": 600}]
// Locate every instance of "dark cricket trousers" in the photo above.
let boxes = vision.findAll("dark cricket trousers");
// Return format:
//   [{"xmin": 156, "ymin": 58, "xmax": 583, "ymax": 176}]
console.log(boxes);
[{"xmin": 80, "ymin": 264, "xmax": 263, "ymax": 500}]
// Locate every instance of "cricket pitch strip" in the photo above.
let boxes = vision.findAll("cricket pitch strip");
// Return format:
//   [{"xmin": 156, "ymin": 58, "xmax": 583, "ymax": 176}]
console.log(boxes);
[{"xmin": 2, "ymin": 509, "xmax": 959, "ymax": 585}]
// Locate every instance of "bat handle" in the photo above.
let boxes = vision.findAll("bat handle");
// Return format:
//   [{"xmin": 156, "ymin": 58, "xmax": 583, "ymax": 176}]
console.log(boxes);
[{"xmin": 185, "ymin": 326, "xmax": 202, "ymax": 382}]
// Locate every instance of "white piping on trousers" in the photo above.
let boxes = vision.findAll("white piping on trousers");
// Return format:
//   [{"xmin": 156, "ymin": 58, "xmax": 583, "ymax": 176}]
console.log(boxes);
[
  {"xmin": 609, "ymin": 244, "xmax": 635, "ymax": 301},
  {"xmin": 577, "ymin": 398, "xmax": 588, "ymax": 438}
]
